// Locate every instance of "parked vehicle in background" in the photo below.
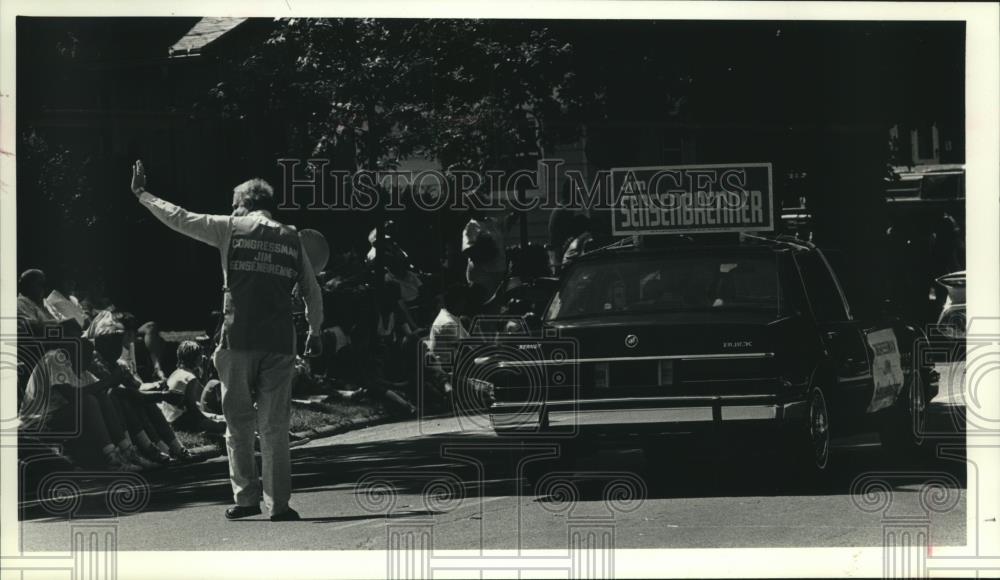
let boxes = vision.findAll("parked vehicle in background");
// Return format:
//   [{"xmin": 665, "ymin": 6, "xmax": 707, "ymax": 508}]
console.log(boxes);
[
  {"xmin": 932, "ymin": 270, "xmax": 966, "ymax": 347},
  {"xmin": 884, "ymin": 164, "xmax": 965, "ymax": 233},
  {"xmin": 476, "ymin": 234, "xmax": 938, "ymax": 478}
]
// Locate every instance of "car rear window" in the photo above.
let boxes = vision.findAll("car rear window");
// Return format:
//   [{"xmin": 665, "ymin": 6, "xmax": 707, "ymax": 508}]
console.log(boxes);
[{"xmin": 545, "ymin": 253, "xmax": 781, "ymax": 320}]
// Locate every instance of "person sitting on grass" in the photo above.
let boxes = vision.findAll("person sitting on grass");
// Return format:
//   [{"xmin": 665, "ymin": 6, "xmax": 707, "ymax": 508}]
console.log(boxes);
[
  {"xmin": 18, "ymin": 320, "xmax": 147, "ymax": 472},
  {"xmin": 158, "ymin": 341, "xmax": 226, "ymax": 436},
  {"xmin": 44, "ymin": 272, "xmax": 88, "ymax": 330},
  {"xmin": 17, "ymin": 268, "xmax": 81, "ymax": 339},
  {"xmin": 135, "ymin": 321, "xmax": 176, "ymax": 382},
  {"xmin": 87, "ymin": 315, "xmax": 196, "ymax": 464},
  {"xmin": 15, "ymin": 269, "xmax": 73, "ymax": 405},
  {"xmin": 422, "ymin": 283, "xmax": 474, "ymax": 410}
]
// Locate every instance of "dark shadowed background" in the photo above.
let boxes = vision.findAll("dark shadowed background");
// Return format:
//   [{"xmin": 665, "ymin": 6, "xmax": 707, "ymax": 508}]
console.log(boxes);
[{"xmin": 16, "ymin": 18, "xmax": 965, "ymax": 329}]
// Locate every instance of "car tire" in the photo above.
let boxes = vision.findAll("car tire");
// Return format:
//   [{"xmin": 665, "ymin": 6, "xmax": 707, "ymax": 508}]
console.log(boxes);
[
  {"xmin": 879, "ymin": 378, "xmax": 928, "ymax": 460},
  {"xmin": 783, "ymin": 386, "xmax": 833, "ymax": 481}
]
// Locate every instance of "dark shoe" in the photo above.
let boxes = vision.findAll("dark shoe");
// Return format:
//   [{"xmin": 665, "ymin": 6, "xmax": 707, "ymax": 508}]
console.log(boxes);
[
  {"xmin": 225, "ymin": 505, "xmax": 262, "ymax": 520},
  {"xmin": 270, "ymin": 508, "xmax": 300, "ymax": 522},
  {"xmin": 172, "ymin": 448, "xmax": 205, "ymax": 464}
]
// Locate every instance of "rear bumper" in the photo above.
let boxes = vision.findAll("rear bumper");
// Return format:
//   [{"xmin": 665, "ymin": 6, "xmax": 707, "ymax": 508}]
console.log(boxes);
[{"xmin": 490, "ymin": 394, "xmax": 808, "ymax": 434}]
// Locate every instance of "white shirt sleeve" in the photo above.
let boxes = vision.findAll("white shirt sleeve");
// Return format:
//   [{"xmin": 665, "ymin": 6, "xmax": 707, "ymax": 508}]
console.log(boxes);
[{"xmin": 138, "ymin": 192, "xmax": 230, "ymax": 248}]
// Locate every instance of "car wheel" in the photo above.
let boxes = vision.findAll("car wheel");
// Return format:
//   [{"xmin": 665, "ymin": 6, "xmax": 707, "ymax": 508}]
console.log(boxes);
[
  {"xmin": 880, "ymin": 379, "xmax": 928, "ymax": 458},
  {"xmin": 806, "ymin": 387, "xmax": 832, "ymax": 471},
  {"xmin": 784, "ymin": 386, "xmax": 832, "ymax": 479}
]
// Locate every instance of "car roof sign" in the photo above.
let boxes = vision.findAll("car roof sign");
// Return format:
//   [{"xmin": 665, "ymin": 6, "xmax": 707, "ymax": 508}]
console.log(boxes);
[{"xmin": 610, "ymin": 163, "xmax": 775, "ymax": 236}]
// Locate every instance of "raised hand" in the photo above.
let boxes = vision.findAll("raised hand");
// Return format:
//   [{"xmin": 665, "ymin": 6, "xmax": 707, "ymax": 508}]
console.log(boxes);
[{"xmin": 131, "ymin": 160, "xmax": 147, "ymax": 197}]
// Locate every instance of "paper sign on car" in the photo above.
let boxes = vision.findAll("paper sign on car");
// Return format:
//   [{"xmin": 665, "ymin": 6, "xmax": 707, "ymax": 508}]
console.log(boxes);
[{"xmin": 610, "ymin": 163, "xmax": 774, "ymax": 236}]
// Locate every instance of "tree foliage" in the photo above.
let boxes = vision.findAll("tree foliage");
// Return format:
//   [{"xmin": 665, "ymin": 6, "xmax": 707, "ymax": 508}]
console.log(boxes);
[{"xmin": 202, "ymin": 18, "xmax": 598, "ymax": 175}]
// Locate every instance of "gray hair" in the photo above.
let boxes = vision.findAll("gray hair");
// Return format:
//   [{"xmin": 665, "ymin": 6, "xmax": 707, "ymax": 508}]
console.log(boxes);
[{"xmin": 232, "ymin": 178, "xmax": 276, "ymax": 213}]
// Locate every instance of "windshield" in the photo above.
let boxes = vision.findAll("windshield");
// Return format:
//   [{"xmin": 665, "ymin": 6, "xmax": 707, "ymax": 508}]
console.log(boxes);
[{"xmin": 545, "ymin": 253, "xmax": 782, "ymax": 320}]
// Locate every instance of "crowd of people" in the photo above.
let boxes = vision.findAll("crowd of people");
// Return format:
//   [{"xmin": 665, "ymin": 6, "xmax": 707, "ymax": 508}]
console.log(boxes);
[
  {"xmin": 291, "ymin": 206, "xmax": 595, "ymax": 415},
  {"xmin": 14, "ymin": 193, "xmax": 595, "ymax": 476},
  {"xmin": 16, "ymin": 169, "xmax": 961, "ymax": 479},
  {"xmin": 16, "ymin": 268, "xmax": 205, "ymax": 472}
]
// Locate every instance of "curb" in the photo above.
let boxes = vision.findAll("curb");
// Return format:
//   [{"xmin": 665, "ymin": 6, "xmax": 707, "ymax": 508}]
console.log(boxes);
[
  {"xmin": 292, "ymin": 413, "xmax": 393, "ymax": 442},
  {"xmin": 190, "ymin": 413, "xmax": 394, "ymax": 460},
  {"xmin": 293, "ymin": 415, "xmax": 389, "ymax": 440}
]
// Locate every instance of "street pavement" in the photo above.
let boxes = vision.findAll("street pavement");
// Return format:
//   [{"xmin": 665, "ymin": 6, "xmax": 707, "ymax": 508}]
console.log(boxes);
[{"xmin": 17, "ymin": 363, "xmax": 968, "ymax": 552}]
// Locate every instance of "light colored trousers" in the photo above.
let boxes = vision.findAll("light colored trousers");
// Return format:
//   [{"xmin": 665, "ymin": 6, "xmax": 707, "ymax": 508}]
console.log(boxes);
[{"xmin": 213, "ymin": 348, "xmax": 296, "ymax": 516}]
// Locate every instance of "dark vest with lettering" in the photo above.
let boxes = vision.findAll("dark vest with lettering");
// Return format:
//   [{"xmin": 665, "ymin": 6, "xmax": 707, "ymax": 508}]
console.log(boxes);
[{"xmin": 222, "ymin": 215, "xmax": 302, "ymax": 354}]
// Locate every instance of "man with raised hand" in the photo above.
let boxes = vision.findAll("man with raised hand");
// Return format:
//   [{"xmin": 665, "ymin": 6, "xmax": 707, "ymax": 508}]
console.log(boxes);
[{"xmin": 131, "ymin": 160, "xmax": 323, "ymax": 522}]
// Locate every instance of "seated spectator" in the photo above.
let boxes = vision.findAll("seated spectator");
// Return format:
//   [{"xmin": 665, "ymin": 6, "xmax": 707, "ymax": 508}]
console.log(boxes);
[
  {"xmin": 44, "ymin": 273, "xmax": 88, "ymax": 330},
  {"xmin": 85, "ymin": 310, "xmax": 140, "ymax": 375},
  {"xmin": 421, "ymin": 284, "xmax": 474, "ymax": 409},
  {"xmin": 18, "ymin": 321, "xmax": 146, "ymax": 472},
  {"xmin": 159, "ymin": 341, "xmax": 226, "ymax": 435},
  {"xmin": 17, "ymin": 269, "xmax": 80, "ymax": 339},
  {"xmin": 17, "ymin": 269, "xmax": 81, "ymax": 405},
  {"xmin": 427, "ymin": 284, "xmax": 471, "ymax": 370},
  {"xmin": 134, "ymin": 321, "xmax": 177, "ymax": 382},
  {"xmin": 87, "ymin": 314, "xmax": 195, "ymax": 464},
  {"xmin": 200, "ymin": 379, "xmax": 223, "ymax": 416},
  {"xmin": 77, "ymin": 279, "xmax": 113, "ymax": 324}
]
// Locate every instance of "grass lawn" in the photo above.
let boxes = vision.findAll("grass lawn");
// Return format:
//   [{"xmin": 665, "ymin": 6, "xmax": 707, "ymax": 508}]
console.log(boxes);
[
  {"xmin": 159, "ymin": 329, "xmax": 391, "ymax": 451},
  {"xmin": 175, "ymin": 399, "xmax": 388, "ymax": 450}
]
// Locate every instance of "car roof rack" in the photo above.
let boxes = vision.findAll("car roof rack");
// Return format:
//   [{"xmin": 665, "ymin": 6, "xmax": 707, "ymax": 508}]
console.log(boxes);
[
  {"xmin": 739, "ymin": 232, "xmax": 814, "ymax": 252},
  {"xmin": 582, "ymin": 232, "xmax": 813, "ymax": 259},
  {"xmin": 590, "ymin": 236, "xmax": 638, "ymax": 253},
  {"xmin": 585, "ymin": 234, "xmax": 701, "ymax": 257},
  {"xmin": 584, "ymin": 236, "xmax": 642, "ymax": 256}
]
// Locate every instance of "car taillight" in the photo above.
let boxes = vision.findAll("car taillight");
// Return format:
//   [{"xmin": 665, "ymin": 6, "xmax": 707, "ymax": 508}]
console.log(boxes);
[
  {"xmin": 594, "ymin": 363, "xmax": 609, "ymax": 389},
  {"xmin": 658, "ymin": 360, "xmax": 674, "ymax": 385},
  {"xmin": 466, "ymin": 378, "xmax": 496, "ymax": 406}
]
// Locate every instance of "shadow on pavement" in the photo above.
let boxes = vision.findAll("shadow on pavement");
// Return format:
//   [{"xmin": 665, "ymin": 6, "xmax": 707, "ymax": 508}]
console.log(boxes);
[{"xmin": 20, "ymin": 421, "xmax": 967, "ymax": 522}]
